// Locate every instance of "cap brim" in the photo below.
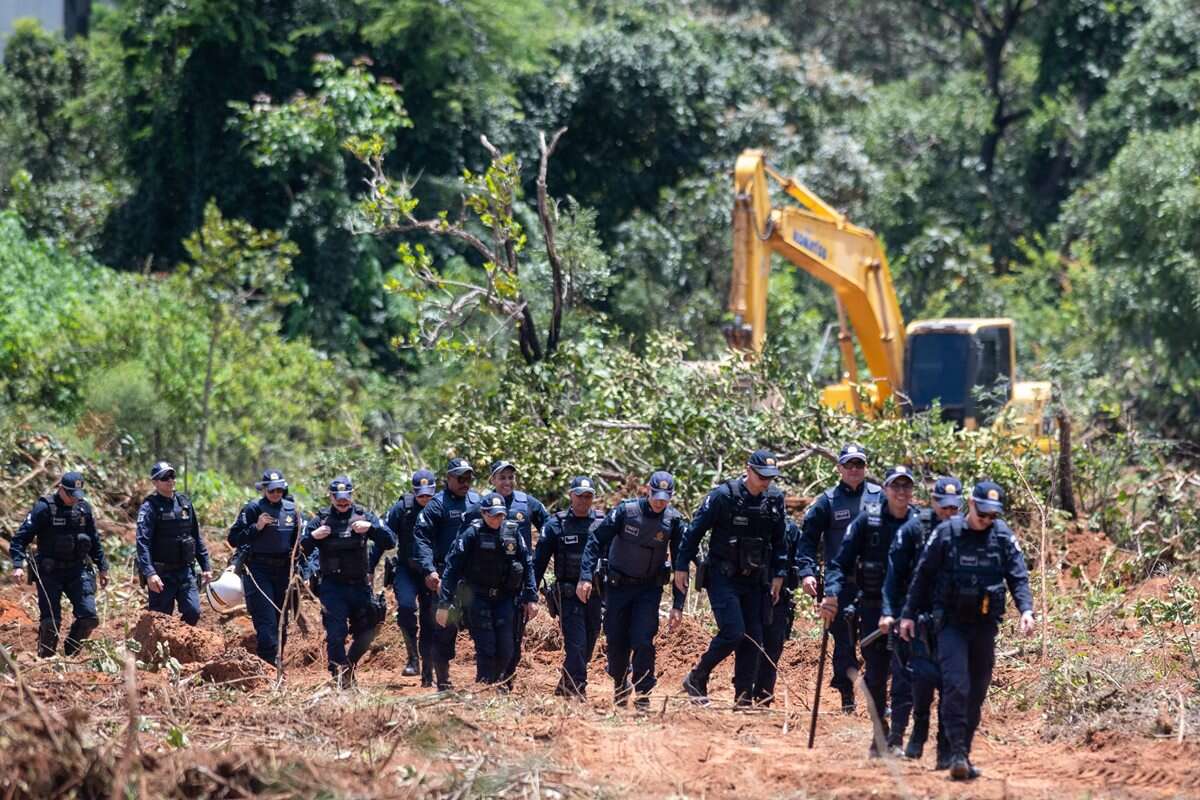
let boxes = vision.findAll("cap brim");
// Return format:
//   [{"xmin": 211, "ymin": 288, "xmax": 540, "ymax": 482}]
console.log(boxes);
[
  {"xmin": 152, "ymin": 472, "xmax": 176, "ymax": 481},
  {"xmin": 332, "ymin": 491, "xmax": 353, "ymax": 500},
  {"xmin": 750, "ymin": 465, "xmax": 780, "ymax": 477},
  {"xmin": 262, "ymin": 480, "xmax": 287, "ymax": 491},
  {"xmin": 974, "ymin": 499, "xmax": 1003, "ymax": 514},
  {"xmin": 570, "ymin": 487, "xmax": 596, "ymax": 495},
  {"xmin": 934, "ymin": 495, "xmax": 963, "ymax": 508},
  {"xmin": 483, "ymin": 507, "xmax": 507, "ymax": 516},
  {"xmin": 414, "ymin": 486, "xmax": 437, "ymax": 496},
  {"xmin": 838, "ymin": 455, "xmax": 867, "ymax": 465},
  {"xmin": 447, "ymin": 468, "xmax": 475, "ymax": 477},
  {"xmin": 490, "ymin": 462, "xmax": 516, "ymax": 477},
  {"xmin": 649, "ymin": 490, "xmax": 674, "ymax": 500},
  {"xmin": 884, "ymin": 477, "xmax": 914, "ymax": 488},
  {"xmin": 67, "ymin": 488, "xmax": 85, "ymax": 498}
]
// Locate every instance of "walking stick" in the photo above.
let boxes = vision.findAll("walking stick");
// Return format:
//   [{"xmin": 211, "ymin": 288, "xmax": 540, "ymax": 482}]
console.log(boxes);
[{"xmin": 808, "ymin": 619, "xmax": 830, "ymax": 748}]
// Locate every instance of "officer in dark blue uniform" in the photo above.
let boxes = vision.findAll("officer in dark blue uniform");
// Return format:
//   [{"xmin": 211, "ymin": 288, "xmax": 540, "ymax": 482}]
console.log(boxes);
[
  {"xmin": 227, "ymin": 469, "xmax": 302, "ymax": 666},
  {"xmin": 797, "ymin": 443, "xmax": 882, "ymax": 712},
  {"xmin": 900, "ymin": 481, "xmax": 1036, "ymax": 781},
  {"xmin": 676, "ymin": 450, "xmax": 788, "ymax": 707},
  {"xmin": 436, "ymin": 491, "xmax": 539, "ymax": 688},
  {"xmin": 751, "ymin": 516, "xmax": 802, "ymax": 705},
  {"xmin": 534, "ymin": 475, "xmax": 604, "ymax": 698},
  {"xmin": 822, "ymin": 465, "xmax": 918, "ymax": 756},
  {"xmin": 378, "ymin": 468, "xmax": 438, "ymax": 679},
  {"xmin": 882, "ymin": 475, "xmax": 963, "ymax": 764},
  {"xmin": 412, "ymin": 457, "xmax": 481, "ymax": 690},
  {"xmin": 136, "ymin": 461, "xmax": 210, "ymax": 625},
  {"xmin": 579, "ymin": 471, "xmax": 686, "ymax": 710},
  {"xmin": 301, "ymin": 475, "xmax": 396, "ymax": 687},
  {"xmin": 487, "ymin": 460, "xmax": 550, "ymax": 685},
  {"xmin": 10, "ymin": 472, "xmax": 108, "ymax": 657}
]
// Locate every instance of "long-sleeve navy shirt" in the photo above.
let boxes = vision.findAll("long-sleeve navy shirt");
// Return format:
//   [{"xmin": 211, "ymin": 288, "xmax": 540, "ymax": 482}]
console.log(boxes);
[
  {"xmin": 580, "ymin": 498, "xmax": 687, "ymax": 610},
  {"xmin": 674, "ymin": 478, "xmax": 788, "ymax": 578},
  {"xmin": 796, "ymin": 481, "xmax": 881, "ymax": 579},
  {"xmin": 883, "ymin": 511, "xmax": 955, "ymax": 618},
  {"xmin": 824, "ymin": 503, "xmax": 916, "ymax": 601},
  {"xmin": 300, "ymin": 504, "xmax": 395, "ymax": 560},
  {"xmin": 135, "ymin": 492, "xmax": 209, "ymax": 577},
  {"xmin": 438, "ymin": 520, "xmax": 538, "ymax": 606},
  {"xmin": 11, "ymin": 494, "xmax": 108, "ymax": 572},
  {"xmin": 411, "ymin": 489, "xmax": 480, "ymax": 576}
]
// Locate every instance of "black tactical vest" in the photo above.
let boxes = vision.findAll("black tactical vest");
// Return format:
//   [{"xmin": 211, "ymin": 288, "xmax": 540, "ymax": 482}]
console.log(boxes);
[
  {"xmin": 432, "ymin": 490, "xmax": 482, "ymax": 566},
  {"xmin": 150, "ymin": 493, "xmax": 197, "ymax": 568},
  {"xmin": 506, "ymin": 490, "xmax": 533, "ymax": 548},
  {"xmin": 252, "ymin": 499, "xmax": 297, "ymax": 556},
  {"xmin": 608, "ymin": 500, "xmax": 674, "ymax": 580},
  {"xmin": 710, "ymin": 480, "xmax": 783, "ymax": 576},
  {"xmin": 317, "ymin": 506, "xmax": 370, "ymax": 581},
  {"xmin": 854, "ymin": 502, "xmax": 906, "ymax": 607},
  {"xmin": 822, "ymin": 482, "xmax": 882, "ymax": 564},
  {"xmin": 393, "ymin": 494, "xmax": 418, "ymax": 561},
  {"xmin": 553, "ymin": 510, "xmax": 602, "ymax": 583},
  {"xmin": 939, "ymin": 517, "xmax": 1009, "ymax": 624},
  {"xmin": 37, "ymin": 495, "xmax": 91, "ymax": 564},
  {"xmin": 465, "ymin": 520, "xmax": 524, "ymax": 592}
]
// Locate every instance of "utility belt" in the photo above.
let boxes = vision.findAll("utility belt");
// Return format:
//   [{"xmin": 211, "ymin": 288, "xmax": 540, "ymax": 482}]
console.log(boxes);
[
  {"xmin": 32, "ymin": 555, "xmax": 86, "ymax": 575},
  {"xmin": 606, "ymin": 564, "xmax": 669, "ymax": 588},
  {"xmin": 152, "ymin": 560, "xmax": 194, "ymax": 574},
  {"xmin": 246, "ymin": 552, "xmax": 293, "ymax": 569},
  {"xmin": 944, "ymin": 581, "xmax": 1006, "ymax": 625},
  {"xmin": 709, "ymin": 555, "xmax": 768, "ymax": 584},
  {"xmin": 855, "ymin": 591, "xmax": 884, "ymax": 611},
  {"xmin": 470, "ymin": 582, "xmax": 517, "ymax": 599}
]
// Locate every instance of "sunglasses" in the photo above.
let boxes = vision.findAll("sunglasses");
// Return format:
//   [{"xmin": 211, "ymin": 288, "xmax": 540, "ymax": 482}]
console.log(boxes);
[
  {"xmin": 976, "ymin": 511, "xmax": 999, "ymax": 521},
  {"xmin": 157, "ymin": 475, "xmax": 177, "ymax": 482},
  {"xmin": 266, "ymin": 487, "xmax": 285, "ymax": 494},
  {"xmin": 842, "ymin": 460, "xmax": 866, "ymax": 469}
]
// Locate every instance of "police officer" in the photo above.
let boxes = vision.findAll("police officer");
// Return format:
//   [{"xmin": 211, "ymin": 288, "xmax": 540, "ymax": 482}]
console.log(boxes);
[
  {"xmin": 412, "ymin": 457, "xmax": 481, "ymax": 690},
  {"xmin": 227, "ymin": 469, "xmax": 302, "ymax": 667},
  {"xmin": 579, "ymin": 471, "xmax": 686, "ymax": 710},
  {"xmin": 676, "ymin": 450, "xmax": 788, "ymax": 707},
  {"xmin": 136, "ymin": 461, "xmax": 210, "ymax": 625},
  {"xmin": 751, "ymin": 516, "xmax": 802, "ymax": 705},
  {"xmin": 436, "ymin": 491, "xmax": 539, "ymax": 688},
  {"xmin": 301, "ymin": 475, "xmax": 396, "ymax": 687},
  {"xmin": 534, "ymin": 476, "xmax": 604, "ymax": 698},
  {"xmin": 821, "ymin": 465, "xmax": 918, "ymax": 756},
  {"xmin": 899, "ymin": 481, "xmax": 1036, "ymax": 780},
  {"xmin": 10, "ymin": 472, "xmax": 108, "ymax": 657},
  {"xmin": 882, "ymin": 475, "xmax": 963, "ymax": 764},
  {"xmin": 379, "ymin": 468, "xmax": 438, "ymax": 678},
  {"xmin": 486, "ymin": 460, "xmax": 550, "ymax": 685},
  {"xmin": 797, "ymin": 443, "xmax": 882, "ymax": 712}
]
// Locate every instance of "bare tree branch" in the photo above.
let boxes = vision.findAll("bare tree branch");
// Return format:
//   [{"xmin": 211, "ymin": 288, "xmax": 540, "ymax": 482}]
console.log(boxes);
[{"xmin": 538, "ymin": 127, "xmax": 568, "ymax": 354}]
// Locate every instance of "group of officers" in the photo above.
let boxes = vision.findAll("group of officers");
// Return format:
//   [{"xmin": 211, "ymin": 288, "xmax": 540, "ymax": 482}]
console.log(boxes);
[{"xmin": 8, "ymin": 445, "xmax": 1035, "ymax": 781}]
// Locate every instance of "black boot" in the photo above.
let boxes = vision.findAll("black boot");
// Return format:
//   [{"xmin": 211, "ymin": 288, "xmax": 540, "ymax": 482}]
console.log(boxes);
[
  {"xmin": 64, "ymin": 616, "xmax": 98, "ymax": 656},
  {"xmin": 682, "ymin": 670, "xmax": 710, "ymax": 706},
  {"xmin": 434, "ymin": 658, "xmax": 453, "ymax": 691},
  {"xmin": 905, "ymin": 717, "xmax": 928, "ymax": 760},
  {"xmin": 613, "ymin": 676, "xmax": 632, "ymax": 707},
  {"xmin": 37, "ymin": 620, "xmax": 58, "ymax": 658},
  {"xmin": 401, "ymin": 627, "xmax": 420, "ymax": 677},
  {"xmin": 838, "ymin": 686, "xmax": 856, "ymax": 714},
  {"xmin": 633, "ymin": 692, "xmax": 651, "ymax": 711}
]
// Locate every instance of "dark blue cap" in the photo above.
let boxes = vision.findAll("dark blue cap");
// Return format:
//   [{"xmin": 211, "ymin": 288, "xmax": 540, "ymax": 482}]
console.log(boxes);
[
  {"xmin": 569, "ymin": 476, "xmax": 596, "ymax": 495},
  {"xmin": 412, "ymin": 469, "xmax": 437, "ymax": 496},
  {"xmin": 747, "ymin": 449, "xmax": 781, "ymax": 477},
  {"xmin": 972, "ymin": 480, "xmax": 1005, "ymax": 514},
  {"xmin": 838, "ymin": 443, "xmax": 867, "ymax": 465},
  {"xmin": 59, "ymin": 471, "xmax": 85, "ymax": 498},
  {"xmin": 489, "ymin": 460, "xmax": 516, "ymax": 477},
  {"xmin": 328, "ymin": 475, "xmax": 354, "ymax": 499},
  {"xmin": 882, "ymin": 465, "xmax": 915, "ymax": 487},
  {"xmin": 648, "ymin": 471, "xmax": 675, "ymax": 500},
  {"xmin": 932, "ymin": 476, "xmax": 963, "ymax": 508},
  {"xmin": 480, "ymin": 491, "xmax": 508, "ymax": 515},
  {"xmin": 150, "ymin": 461, "xmax": 176, "ymax": 480},
  {"xmin": 258, "ymin": 469, "xmax": 287, "ymax": 491},
  {"xmin": 446, "ymin": 457, "xmax": 475, "ymax": 476}
]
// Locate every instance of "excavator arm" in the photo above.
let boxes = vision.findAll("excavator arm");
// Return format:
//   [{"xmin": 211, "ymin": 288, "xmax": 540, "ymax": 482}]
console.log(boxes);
[{"xmin": 727, "ymin": 149, "xmax": 905, "ymax": 408}]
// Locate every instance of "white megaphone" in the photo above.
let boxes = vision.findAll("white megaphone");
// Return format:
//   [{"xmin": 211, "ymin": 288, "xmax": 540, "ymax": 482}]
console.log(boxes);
[{"xmin": 206, "ymin": 567, "xmax": 245, "ymax": 614}]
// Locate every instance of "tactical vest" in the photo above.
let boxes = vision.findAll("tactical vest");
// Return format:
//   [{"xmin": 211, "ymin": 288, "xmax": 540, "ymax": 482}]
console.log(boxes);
[
  {"xmin": 36, "ymin": 495, "xmax": 91, "ymax": 564},
  {"xmin": 150, "ymin": 493, "xmax": 197, "ymax": 569},
  {"xmin": 251, "ymin": 499, "xmax": 297, "ymax": 556},
  {"xmin": 393, "ymin": 494, "xmax": 418, "ymax": 562},
  {"xmin": 608, "ymin": 500, "xmax": 674, "ymax": 581},
  {"xmin": 939, "ymin": 517, "xmax": 1009, "ymax": 624},
  {"xmin": 710, "ymin": 480, "xmax": 782, "ymax": 577},
  {"xmin": 553, "ymin": 510, "xmax": 602, "ymax": 583},
  {"xmin": 918, "ymin": 507, "xmax": 936, "ymax": 538},
  {"xmin": 821, "ymin": 482, "xmax": 882, "ymax": 564},
  {"xmin": 433, "ymin": 490, "xmax": 481, "ymax": 566},
  {"xmin": 853, "ymin": 502, "xmax": 910, "ymax": 608},
  {"xmin": 465, "ymin": 520, "xmax": 525, "ymax": 593},
  {"xmin": 506, "ymin": 490, "xmax": 533, "ymax": 548},
  {"xmin": 317, "ymin": 506, "xmax": 370, "ymax": 582},
  {"xmin": 782, "ymin": 521, "xmax": 802, "ymax": 589}
]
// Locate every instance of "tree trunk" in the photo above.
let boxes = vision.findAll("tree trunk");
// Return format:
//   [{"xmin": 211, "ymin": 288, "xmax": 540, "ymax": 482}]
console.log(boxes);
[{"xmin": 1056, "ymin": 406, "xmax": 1077, "ymax": 518}]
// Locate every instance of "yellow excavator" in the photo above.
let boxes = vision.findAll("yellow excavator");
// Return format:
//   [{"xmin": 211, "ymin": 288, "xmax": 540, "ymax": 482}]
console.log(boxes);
[{"xmin": 726, "ymin": 149, "xmax": 1051, "ymax": 438}]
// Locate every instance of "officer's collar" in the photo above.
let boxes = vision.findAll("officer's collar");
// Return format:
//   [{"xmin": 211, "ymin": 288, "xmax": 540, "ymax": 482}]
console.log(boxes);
[{"xmin": 838, "ymin": 480, "xmax": 866, "ymax": 494}]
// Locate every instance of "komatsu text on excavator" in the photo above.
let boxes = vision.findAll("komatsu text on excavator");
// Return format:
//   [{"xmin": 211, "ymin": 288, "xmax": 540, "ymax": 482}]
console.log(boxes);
[{"xmin": 725, "ymin": 149, "xmax": 1050, "ymax": 438}]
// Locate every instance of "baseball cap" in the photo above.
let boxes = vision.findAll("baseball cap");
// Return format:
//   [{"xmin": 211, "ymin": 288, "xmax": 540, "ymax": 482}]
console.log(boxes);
[
  {"xmin": 489, "ymin": 460, "xmax": 517, "ymax": 477},
  {"xmin": 150, "ymin": 461, "xmax": 176, "ymax": 480},
  {"xmin": 838, "ymin": 444, "xmax": 867, "ymax": 465},
  {"xmin": 882, "ymin": 465, "xmax": 915, "ymax": 487},
  {"xmin": 648, "ymin": 470, "xmax": 675, "ymax": 500},
  {"xmin": 328, "ymin": 475, "xmax": 354, "ymax": 499},
  {"xmin": 412, "ymin": 469, "xmax": 437, "ymax": 496},
  {"xmin": 569, "ymin": 476, "xmax": 596, "ymax": 495},
  {"xmin": 480, "ymin": 491, "xmax": 508, "ymax": 516},
  {"xmin": 972, "ymin": 480, "xmax": 1005, "ymax": 514},
  {"xmin": 747, "ymin": 449, "xmax": 781, "ymax": 477},
  {"xmin": 932, "ymin": 476, "xmax": 964, "ymax": 508},
  {"xmin": 59, "ymin": 471, "xmax": 85, "ymax": 499},
  {"xmin": 258, "ymin": 469, "xmax": 288, "ymax": 491},
  {"xmin": 445, "ymin": 457, "xmax": 475, "ymax": 477}
]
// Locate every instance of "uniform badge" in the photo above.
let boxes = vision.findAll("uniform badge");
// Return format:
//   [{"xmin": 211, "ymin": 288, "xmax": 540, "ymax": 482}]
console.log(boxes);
[
  {"xmin": 847, "ymin": 446, "xmax": 859, "ymax": 454},
  {"xmin": 658, "ymin": 480, "xmax": 668, "ymax": 489},
  {"xmin": 270, "ymin": 473, "xmax": 280, "ymax": 480},
  {"xmin": 74, "ymin": 480, "xmax": 82, "ymax": 488},
  {"xmin": 181, "ymin": 510, "xmax": 190, "ymax": 520},
  {"xmin": 516, "ymin": 512, "xmax": 525, "ymax": 522},
  {"xmin": 505, "ymin": 541, "xmax": 516, "ymax": 554},
  {"xmin": 581, "ymin": 480, "xmax": 591, "ymax": 488},
  {"xmin": 765, "ymin": 458, "xmax": 775, "ymax": 466},
  {"xmin": 655, "ymin": 531, "xmax": 665, "ymax": 542},
  {"xmin": 945, "ymin": 485, "xmax": 958, "ymax": 495},
  {"xmin": 420, "ymin": 478, "xmax": 430, "ymax": 485},
  {"xmin": 285, "ymin": 515, "xmax": 293, "ymax": 525},
  {"xmin": 987, "ymin": 489, "xmax": 1000, "ymax": 500}
]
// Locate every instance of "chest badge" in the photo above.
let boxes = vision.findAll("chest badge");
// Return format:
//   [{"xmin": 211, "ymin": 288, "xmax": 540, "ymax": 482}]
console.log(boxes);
[
  {"xmin": 181, "ymin": 510, "xmax": 190, "ymax": 520},
  {"xmin": 516, "ymin": 512, "xmax": 525, "ymax": 522},
  {"xmin": 285, "ymin": 515, "xmax": 293, "ymax": 525},
  {"xmin": 505, "ymin": 541, "xmax": 516, "ymax": 554},
  {"xmin": 655, "ymin": 531, "xmax": 665, "ymax": 542}
]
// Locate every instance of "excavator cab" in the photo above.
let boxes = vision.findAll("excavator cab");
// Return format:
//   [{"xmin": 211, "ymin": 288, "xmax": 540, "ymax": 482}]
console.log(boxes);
[{"xmin": 903, "ymin": 319, "xmax": 1014, "ymax": 429}]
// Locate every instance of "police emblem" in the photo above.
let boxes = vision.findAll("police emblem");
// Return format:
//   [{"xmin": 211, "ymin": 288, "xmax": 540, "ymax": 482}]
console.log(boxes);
[
  {"xmin": 181, "ymin": 510, "xmax": 190, "ymax": 519},
  {"xmin": 420, "ymin": 478, "xmax": 430, "ymax": 485},
  {"xmin": 74, "ymin": 480, "xmax": 82, "ymax": 488},
  {"xmin": 655, "ymin": 531, "xmax": 665, "ymax": 542},
  {"xmin": 516, "ymin": 512, "xmax": 525, "ymax": 521},
  {"xmin": 505, "ymin": 541, "xmax": 516, "ymax": 554},
  {"xmin": 766, "ymin": 458, "xmax": 776, "ymax": 466},
  {"xmin": 581, "ymin": 480, "xmax": 591, "ymax": 488},
  {"xmin": 658, "ymin": 480, "xmax": 668, "ymax": 489},
  {"xmin": 847, "ymin": 445, "xmax": 859, "ymax": 454},
  {"xmin": 285, "ymin": 515, "xmax": 293, "ymax": 525},
  {"xmin": 270, "ymin": 473, "xmax": 280, "ymax": 480},
  {"xmin": 945, "ymin": 485, "xmax": 958, "ymax": 494},
  {"xmin": 987, "ymin": 489, "xmax": 1000, "ymax": 500}
]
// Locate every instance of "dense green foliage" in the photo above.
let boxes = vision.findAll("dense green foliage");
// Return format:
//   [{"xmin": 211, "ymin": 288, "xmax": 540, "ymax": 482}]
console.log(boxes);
[{"xmin": 1, "ymin": 0, "xmax": 1198, "ymax": 565}]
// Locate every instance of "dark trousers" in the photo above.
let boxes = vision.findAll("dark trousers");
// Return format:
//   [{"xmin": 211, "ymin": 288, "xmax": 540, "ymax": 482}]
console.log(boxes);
[
  {"xmin": 147, "ymin": 567, "xmax": 200, "ymax": 625},
  {"xmin": 32, "ymin": 561, "xmax": 98, "ymax": 656},
  {"xmin": 502, "ymin": 599, "xmax": 527, "ymax": 682},
  {"xmin": 752, "ymin": 589, "xmax": 795, "ymax": 702},
  {"xmin": 605, "ymin": 583, "xmax": 661, "ymax": 693},
  {"xmin": 696, "ymin": 570, "xmax": 764, "ymax": 696},
  {"xmin": 830, "ymin": 584, "xmax": 859, "ymax": 691},
  {"xmin": 243, "ymin": 563, "xmax": 290, "ymax": 665},
  {"xmin": 420, "ymin": 580, "xmax": 458, "ymax": 683},
  {"xmin": 466, "ymin": 590, "xmax": 517, "ymax": 684},
  {"xmin": 391, "ymin": 563, "xmax": 421, "ymax": 641},
  {"xmin": 319, "ymin": 578, "xmax": 377, "ymax": 673},
  {"xmin": 557, "ymin": 588, "xmax": 603, "ymax": 693},
  {"xmin": 856, "ymin": 606, "xmax": 891, "ymax": 729},
  {"xmin": 888, "ymin": 638, "xmax": 913, "ymax": 744},
  {"xmin": 937, "ymin": 621, "xmax": 997, "ymax": 759}
]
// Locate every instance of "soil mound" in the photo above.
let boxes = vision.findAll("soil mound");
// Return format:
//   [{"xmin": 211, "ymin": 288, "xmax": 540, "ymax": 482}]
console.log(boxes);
[
  {"xmin": 0, "ymin": 597, "xmax": 32, "ymax": 626},
  {"xmin": 131, "ymin": 611, "xmax": 224, "ymax": 664},
  {"xmin": 199, "ymin": 646, "xmax": 268, "ymax": 689}
]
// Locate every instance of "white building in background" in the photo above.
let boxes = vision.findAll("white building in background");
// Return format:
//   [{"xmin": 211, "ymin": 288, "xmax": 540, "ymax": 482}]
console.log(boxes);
[{"xmin": 0, "ymin": 1, "xmax": 94, "ymax": 58}]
